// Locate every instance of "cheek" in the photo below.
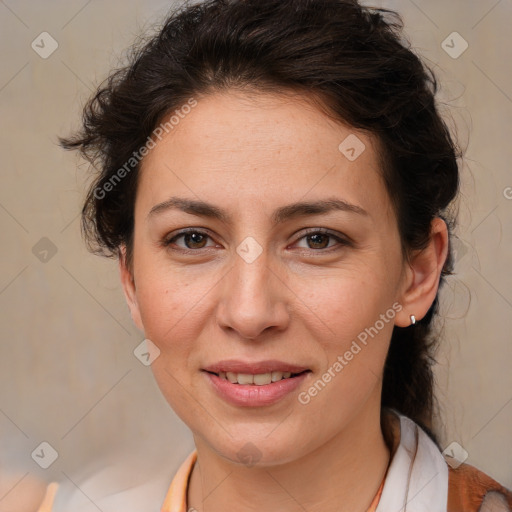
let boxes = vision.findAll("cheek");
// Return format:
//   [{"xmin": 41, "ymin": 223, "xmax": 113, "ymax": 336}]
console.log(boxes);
[
  {"xmin": 134, "ymin": 269, "xmax": 208, "ymax": 414},
  {"xmin": 294, "ymin": 264, "xmax": 397, "ymax": 399},
  {"xmin": 135, "ymin": 263, "xmax": 211, "ymax": 343},
  {"xmin": 296, "ymin": 274, "xmax": 395, "ymax": 421},
  {"xmin": 296, "ymin": 265, "xmax": 394, "ymax": 341}
]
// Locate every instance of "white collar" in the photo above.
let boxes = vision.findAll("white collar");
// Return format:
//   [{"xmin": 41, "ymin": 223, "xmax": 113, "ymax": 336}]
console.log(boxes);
[{"xmin": 376, "ymin": 411, "xmax": 448, "ymax": 512}]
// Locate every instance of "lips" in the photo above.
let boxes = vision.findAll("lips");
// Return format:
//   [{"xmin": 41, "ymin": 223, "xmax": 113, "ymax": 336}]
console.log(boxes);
[
  {"xmin": 203, "ymin": 369, "xmax": 310, "ymax": 406},
  {"xmin": 201, "ymin": 359, "xmax": 312, "ymax": 406}
]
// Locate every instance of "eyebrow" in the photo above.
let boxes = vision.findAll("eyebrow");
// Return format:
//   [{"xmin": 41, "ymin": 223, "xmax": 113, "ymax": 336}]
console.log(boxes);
[{"xmin": 147, "ymin": 196, "xmax": 368, "ymax": 224}]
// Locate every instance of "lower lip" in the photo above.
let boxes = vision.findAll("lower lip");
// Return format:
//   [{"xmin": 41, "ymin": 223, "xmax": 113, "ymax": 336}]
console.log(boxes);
[{"xmin": 203, "ymin": 371, "xmax": 310, "ymax": 407}]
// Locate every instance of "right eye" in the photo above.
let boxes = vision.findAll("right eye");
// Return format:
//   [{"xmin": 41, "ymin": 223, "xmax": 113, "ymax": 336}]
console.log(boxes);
[{"xmin": 163, "ymin": 229, "xmax": 218, "ymax": 252}]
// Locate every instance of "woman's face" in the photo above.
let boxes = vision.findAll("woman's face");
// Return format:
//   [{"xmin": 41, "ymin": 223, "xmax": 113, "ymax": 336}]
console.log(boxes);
[{"xmin": 121, "ymin": 90, "xmax": 414, "ymax": 465}]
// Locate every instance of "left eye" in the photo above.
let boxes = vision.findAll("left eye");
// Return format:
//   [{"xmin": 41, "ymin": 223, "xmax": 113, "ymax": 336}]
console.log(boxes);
[{"xmin": 295, "ymin": 231, "xmax": 347, "ymax": 250}]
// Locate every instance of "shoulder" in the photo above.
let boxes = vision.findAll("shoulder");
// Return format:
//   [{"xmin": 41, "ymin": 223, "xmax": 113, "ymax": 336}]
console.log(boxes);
[
  {"xmin": 382, "ymin": 409, "xmax": 512, "ymax": 512},
  {"xmin": 448, "ymin": 462, "xmax": 512, "ymax": 511},
  {"xmin": 34, "ymin": 461, "xmax": 181, "ymax": 512}
]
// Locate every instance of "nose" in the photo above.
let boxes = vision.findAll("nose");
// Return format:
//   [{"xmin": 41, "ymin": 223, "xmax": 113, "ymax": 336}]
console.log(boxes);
[{"xmin": 215, "ymin": 245, "xmax": 290, "ymax": 341}]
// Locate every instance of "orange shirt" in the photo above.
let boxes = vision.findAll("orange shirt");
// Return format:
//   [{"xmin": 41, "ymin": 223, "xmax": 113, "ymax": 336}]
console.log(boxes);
[{"xmin": 160, "ymin": 449, "xmax": 385, "ymax": 512}]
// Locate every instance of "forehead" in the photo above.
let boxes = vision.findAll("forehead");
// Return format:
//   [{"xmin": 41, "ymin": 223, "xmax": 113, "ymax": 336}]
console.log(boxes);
[{"xmin": 137, "ymin": 90, "xmax": 393, "ymax": 224}]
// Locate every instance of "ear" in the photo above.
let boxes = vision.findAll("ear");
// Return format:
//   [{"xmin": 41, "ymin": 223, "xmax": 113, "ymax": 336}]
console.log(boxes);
[
  {"xmin": 394, "ymin": 217, "xmax": 449, "ymax": 327},
  {"xmin": 119, "ymin": 245, "xmax": 144, "ymax": 332}
]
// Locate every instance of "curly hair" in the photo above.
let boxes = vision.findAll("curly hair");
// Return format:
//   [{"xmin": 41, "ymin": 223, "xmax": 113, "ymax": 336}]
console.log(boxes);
[{"xmin": 59, "ymin": 0, "xmax": 461, "ymax": 437}]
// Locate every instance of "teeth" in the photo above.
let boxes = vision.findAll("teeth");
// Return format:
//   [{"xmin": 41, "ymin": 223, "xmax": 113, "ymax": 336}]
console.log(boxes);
[
  {"xmin": 237, "ymin": 373, "xmax": 254, "ymax": 385},
  {"xmin": 225, "ymin": 371, "xmax": 237, "ymax": 383},
  {"xmin": 271, "ymin": 371, "xmax": 283, "ymax": 382},
  {"xmin": 253, "ymin": 373, "xmax": 271, "ymax": 385},
  {"xmin": 217, "ymin": 371, "xmax": 295, "ymax": 385}
]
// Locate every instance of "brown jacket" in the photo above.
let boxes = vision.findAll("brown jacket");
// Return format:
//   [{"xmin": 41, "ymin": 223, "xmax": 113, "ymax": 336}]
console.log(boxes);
[{"xmin": 448, "ymin": 462, "xmax": 512, "ymax": 511}]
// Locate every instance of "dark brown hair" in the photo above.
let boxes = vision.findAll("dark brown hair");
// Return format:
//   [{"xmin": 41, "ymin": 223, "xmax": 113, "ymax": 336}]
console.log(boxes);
[{"xmin": 59, "ymin": 0, "xmax": 460, "ymax": 437}]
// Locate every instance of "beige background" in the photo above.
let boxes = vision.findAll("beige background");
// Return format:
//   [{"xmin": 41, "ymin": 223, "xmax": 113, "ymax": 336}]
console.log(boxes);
[{"xmin": 0, "ymin": 0, "xmax": 511, "ymax": 509}]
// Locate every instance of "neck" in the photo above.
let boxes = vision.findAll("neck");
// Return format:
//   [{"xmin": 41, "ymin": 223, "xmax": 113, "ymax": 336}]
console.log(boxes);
[{"xmin": 187, "ymin": 403, "xmax": 393, "ymax": 512}]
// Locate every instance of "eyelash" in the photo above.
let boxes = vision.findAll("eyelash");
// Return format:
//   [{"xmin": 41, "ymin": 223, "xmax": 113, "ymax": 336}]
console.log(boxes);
[{"xmin": 162, "ymin": 228, "xmax": 351, "ymax": 254}]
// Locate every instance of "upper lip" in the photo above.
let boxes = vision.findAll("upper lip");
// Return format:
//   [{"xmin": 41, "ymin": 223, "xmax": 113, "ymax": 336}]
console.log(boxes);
[{"xmin": 202, "ymin": 359, "xmax": 310, "ymax": 375}]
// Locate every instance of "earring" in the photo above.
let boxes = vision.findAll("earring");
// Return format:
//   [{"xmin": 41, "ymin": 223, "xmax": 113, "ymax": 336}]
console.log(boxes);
[{"xmin": 410, "ymin": 315, "xmax": 416, "ymax": 325}]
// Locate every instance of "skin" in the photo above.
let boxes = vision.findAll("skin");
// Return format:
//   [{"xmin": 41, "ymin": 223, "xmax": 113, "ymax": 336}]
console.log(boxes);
[{"xmin": 119, "ymin": 90, "xmax": 448, "ymax": 512}]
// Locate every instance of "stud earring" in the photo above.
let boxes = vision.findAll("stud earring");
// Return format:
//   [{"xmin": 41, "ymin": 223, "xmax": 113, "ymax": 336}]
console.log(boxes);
[{"xmin": 410, "ymin": 315, "xmax": 416, "ymax": 325}]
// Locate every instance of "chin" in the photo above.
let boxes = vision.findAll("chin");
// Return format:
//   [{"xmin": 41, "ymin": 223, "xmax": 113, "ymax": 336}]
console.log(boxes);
[{"xmin": 199, "ymin": 428, "xmax": 311, "ymax": 469}]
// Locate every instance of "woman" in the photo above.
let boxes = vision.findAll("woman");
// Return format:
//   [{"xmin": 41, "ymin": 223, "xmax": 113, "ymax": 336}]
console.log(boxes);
[{"xmin": 38, "ymin": 0, "xmax": 512, "ymax": 510}]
